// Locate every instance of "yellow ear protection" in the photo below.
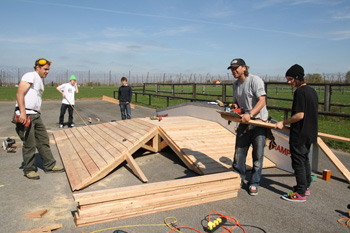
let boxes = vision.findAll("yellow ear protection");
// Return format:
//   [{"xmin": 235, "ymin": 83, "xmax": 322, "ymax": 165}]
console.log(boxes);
[
  {"xmin": 34, "ymin": 58, "xmax": 51, "ymax": 69},
  {"xmin": 38, "ymin": 59, "xmax": 48, "ymax": 65}
]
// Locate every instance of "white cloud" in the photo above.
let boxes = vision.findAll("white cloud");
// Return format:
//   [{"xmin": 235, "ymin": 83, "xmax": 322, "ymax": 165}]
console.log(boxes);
[
  {"xmin": 332, "ymin": 12, "xmax": 350, "ymax": 20},
  {"xmin": 331, "ymin": 30, "xmax": 350, "ymax": 40},
  {"xmin": 102, "ymin": 27, "xmax": 144, "ymax": 38},
  {"xmin": 64, "ymin": 40, "xmax": 170, "ymax": 54}
]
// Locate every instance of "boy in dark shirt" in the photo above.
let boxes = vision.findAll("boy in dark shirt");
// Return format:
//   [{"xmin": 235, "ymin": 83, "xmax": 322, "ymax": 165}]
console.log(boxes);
[
  {"xmin": 276, "ymin": 64, "xmax": 318, "ymax": 202},
  {"xmin": 118, "ymin": 77, "xmax": 133, "ymax": 120}
]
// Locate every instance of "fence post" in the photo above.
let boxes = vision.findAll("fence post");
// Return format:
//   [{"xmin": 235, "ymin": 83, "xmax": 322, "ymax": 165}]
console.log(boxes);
[
  {"xmin": 135, "ymin": 93, "xmax": 138, "ymax": 103},
  {"xmin": 222, "ymin": 84, "xmax": 226, "ymax": 102},
  {"xmin": 143, "ymin": 83, "xmax": 146, "ymax": 95},
  {"xmin": 192, "ymin": 83, "xmax": 197, "ymax": 99},
  {"xmin": 172, "ymin": 84, "xmax": 175, "ymax": 97},
  {"xmin": 167, "ymin": 96, "xmax": 169, "ymax": 107},
  {"xmin": 284, "ymin": 110, "xmax": 288, "ymax": 120},
  {"xmin": 324, "ymin": 85, "xmax": 331, "ymax": 111},
  {"xmin": 202, "ymin": 85, "xmax": 205, "ymax": 94},
  {"xmin": 149, "ymin": 94, "xmax": 151, "ymax": 105},
  {"xmin": 155, "ymin": 84, "xmax": 158, "ymax": 95}
]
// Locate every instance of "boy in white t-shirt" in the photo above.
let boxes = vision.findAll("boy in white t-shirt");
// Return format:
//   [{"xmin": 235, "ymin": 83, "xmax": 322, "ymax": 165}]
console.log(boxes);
[{"xmin": 56, "ymin": 75, "xmax": 79, "ymax": 128}]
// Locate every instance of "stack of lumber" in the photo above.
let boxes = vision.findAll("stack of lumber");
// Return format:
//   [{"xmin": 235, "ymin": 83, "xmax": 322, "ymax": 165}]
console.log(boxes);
[{"xmin": 73, "ymin": 172, "xmax": 240, "ymax": 227}]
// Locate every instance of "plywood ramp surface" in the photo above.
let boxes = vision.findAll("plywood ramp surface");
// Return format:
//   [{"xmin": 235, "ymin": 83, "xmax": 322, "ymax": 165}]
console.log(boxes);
[
  {"xmin": 53, "ymin": 120, "xmax": 158, "ymax": 191},
  {"xmin": 141, "ymin": 116, "xmax": 275, "ymax": 174}
]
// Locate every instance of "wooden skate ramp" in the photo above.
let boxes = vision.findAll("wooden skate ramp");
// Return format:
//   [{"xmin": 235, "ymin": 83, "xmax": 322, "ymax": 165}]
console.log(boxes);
[
  {"xmin": 54, "ymin": 116, "xmax": 275, "ymax": 191},
  {"xmin": 140, "ymin": 116, "xmax": 275, "ymax": 175},
  {"xmin": 53, "ymin": 120, "xmax": 158, "ymax": 191}
]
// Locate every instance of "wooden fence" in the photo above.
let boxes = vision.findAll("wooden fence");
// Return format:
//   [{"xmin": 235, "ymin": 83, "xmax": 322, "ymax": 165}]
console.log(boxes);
[{"xmin": 126, "ymin": 82, "xmax": 350, "ymax": 120}]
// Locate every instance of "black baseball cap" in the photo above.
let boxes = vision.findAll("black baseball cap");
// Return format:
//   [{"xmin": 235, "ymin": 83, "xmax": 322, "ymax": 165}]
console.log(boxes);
[{"xmin": 227, "ymin": 58, "xmax": 246, "ymax": 70}]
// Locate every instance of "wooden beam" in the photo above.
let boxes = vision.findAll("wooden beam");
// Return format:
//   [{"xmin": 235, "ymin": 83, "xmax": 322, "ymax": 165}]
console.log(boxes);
[
  {"xmin": 217, "ymin": 111, "xmax": 290, "ymax": 131},
  {"xmin": 73, "ymin": 172, "xmax": 240, "ymax": 227},
  {"xmin": 141, "ymin": 143, "xmax": 158, "ymax": 153},
  {"xmin": 102, "ymin": 95, "xmax": 135, "ymax": 109},
  {"xmin": 24, "ymin": 209, "xmax": 47, "ymax": 218},
  {"xmin": 17, "ymin": 223, "xmax": 62, "ymax": 233},
  {"xmin": 125, "ymin": 152, "xmax": 148, "ymax": 183},
  {"xmin": 219, "ymin": 111, "xmax": 350, "ymax": 143},
  {"xmin": 317, "ymin": 137, "xmax": 350, "ymax": 183},
  {"xmin": 318, "ymin": 132, "xmax": 350, "ymax": 143}
]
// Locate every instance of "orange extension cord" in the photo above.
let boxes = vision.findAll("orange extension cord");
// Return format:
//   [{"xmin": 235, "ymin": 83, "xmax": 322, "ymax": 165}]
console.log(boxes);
[
  {"xmin": 168, "ymin": 210, "xmax": 246, "ymax": 233},
  {"xmin": 337, "ymin": 209, "xmax": 350, "ymax": 228}
]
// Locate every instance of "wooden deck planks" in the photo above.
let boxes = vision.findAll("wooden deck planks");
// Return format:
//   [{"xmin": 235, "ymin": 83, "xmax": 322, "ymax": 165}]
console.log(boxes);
[
  {"xmin": 53, "ymin": 130, "xmax": 91, "ymax": 190},
  {"xmin": 53, "ymin": 120, "xmax": 158, "ymax": 190}
]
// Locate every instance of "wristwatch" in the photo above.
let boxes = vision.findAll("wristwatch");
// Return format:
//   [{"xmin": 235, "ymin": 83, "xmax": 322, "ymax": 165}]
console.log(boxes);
[{"xmin": 249, "ymin": 112, "xmax": 254, "ymax": 118}]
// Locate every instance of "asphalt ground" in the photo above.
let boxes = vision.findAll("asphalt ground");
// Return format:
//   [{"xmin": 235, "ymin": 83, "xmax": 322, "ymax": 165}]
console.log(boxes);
[{"xmin": 0, "ymin": 100, "xmax": 349, "ymax": 233}]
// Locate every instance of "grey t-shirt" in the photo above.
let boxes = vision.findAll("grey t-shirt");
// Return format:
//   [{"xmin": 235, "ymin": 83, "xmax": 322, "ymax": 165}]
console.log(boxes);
[{"xmin": 232, "ymin": 74, "xmax": 268, "ymax": 121}]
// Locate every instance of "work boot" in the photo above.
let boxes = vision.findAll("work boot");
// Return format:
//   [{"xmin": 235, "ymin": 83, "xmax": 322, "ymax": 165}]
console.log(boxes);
[
  {"xmin": 45, "ymin": 165, "xmax": 65, "ymax": 173},
  {"xmin": 25, "ymin": 171, "xmax": 40, "ymax": 180}
]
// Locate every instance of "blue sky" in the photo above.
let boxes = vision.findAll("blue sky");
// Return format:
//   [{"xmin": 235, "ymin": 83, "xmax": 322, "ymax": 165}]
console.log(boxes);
[{"xmin": 1, "ymin": 0, "xmax": 349, "ymax": 77}]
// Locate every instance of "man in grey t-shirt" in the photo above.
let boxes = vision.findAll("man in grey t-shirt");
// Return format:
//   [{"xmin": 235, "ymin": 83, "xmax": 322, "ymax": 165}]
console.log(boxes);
[{"xmin": 228, "ymin": 58, "xmax": 268, "ymax": 196}]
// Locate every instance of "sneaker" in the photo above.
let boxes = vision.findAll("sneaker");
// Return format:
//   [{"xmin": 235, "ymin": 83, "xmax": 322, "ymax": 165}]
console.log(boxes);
[
  {"xmin": 45, "ymin": 166, "xmax": 65, "ymax": 173},
  {"xmin": 305, "ymin": 188, "xmax": 310, "ymax": 196},
  {"xmin": 69, "ymin": 124, "xmax": 75, "ymax": 128},
  {"xmin": 249, "ymin": 185, "xmax": 258, "ymax": 196},
  {"xmin": 25, "ymin": 171, "xmax": 40, "ymax": 180},
  {"xmin": 281, "ymin": 191, "xmax": 306, "ymax": 202},
  {"xmin": 293, "ymin": 186, "xmax": 310, "ymax": 196},
  {"xmin": 59, "ymin": 124, "xmax": 64, "ymax": 128}
]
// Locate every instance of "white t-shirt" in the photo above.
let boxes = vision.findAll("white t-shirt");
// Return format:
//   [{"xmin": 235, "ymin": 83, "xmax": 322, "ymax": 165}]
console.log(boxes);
[
  {"xmin": 232, "ymin": 74, "xmax": 268, "ymax": 121},
  {"xmin": 58, "ymin": 83, "xmax": 76, "ymax": 105},
  {"xmin": 15, "ymin": 71, "xmax": 44, "ymax": 114}
]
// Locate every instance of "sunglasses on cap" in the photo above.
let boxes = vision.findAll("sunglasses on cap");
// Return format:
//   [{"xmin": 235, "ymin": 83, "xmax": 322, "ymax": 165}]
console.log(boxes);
[{"xmin": 35, "ymin": 58, "xmax": 51, "ymax": 67}]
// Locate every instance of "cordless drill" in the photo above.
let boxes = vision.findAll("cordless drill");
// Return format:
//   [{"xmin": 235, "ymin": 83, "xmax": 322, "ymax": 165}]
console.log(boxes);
[
  {"xmin": 13, "ymin": 115, "xmax": 31, "ymax": 132},
  {"xmin": 225, "ymin": 104, "xmax": 246, "ymax": 115}
]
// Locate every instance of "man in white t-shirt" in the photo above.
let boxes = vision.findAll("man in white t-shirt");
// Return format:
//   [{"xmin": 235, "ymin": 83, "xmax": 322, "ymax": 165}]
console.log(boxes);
[
  {"xmin": 15, "ymin": 58, "xmax": 64, "ymax": 180},
  {"xmin": 56, "ymin": 75, "xmax": 79, "ymax": 128}
]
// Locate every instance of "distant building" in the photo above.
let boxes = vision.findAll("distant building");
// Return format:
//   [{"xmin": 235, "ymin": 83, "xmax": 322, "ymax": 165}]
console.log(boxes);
[{"xmin": 213, "ymin": 79, "xmax": 221, "ymax": 84}]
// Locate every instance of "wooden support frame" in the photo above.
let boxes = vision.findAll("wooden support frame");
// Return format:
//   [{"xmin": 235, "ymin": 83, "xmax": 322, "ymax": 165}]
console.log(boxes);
[
  {"xmin": 125, "ymin": 152, "xmax": 148, "ymax": 182},
  {"xmin": 317, "ymin": 137, "xmax": 350, "ymax": 183}
]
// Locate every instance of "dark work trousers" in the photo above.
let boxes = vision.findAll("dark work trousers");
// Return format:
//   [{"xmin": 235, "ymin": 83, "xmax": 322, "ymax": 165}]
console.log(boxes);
[
  {"xmin": 290, "ymin": 143, "xmax": 312, "ymax": 195},
  {"xmin": 59, "ymin": 104, "xmax": 74, "ymax": 125},
  {"xmin": 16, "ymin": 114, "xmax": 56, "ymax": 174}
]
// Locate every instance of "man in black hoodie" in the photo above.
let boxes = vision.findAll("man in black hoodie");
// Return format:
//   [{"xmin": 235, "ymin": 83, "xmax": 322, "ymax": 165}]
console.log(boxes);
[{"xmin": 118, "ymin": 77, "xmax": 133, "ymax": 120}]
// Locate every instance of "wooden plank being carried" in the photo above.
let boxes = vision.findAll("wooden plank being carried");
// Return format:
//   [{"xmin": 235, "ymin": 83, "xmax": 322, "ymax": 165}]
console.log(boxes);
[
  {"xmin": 73, "ymin": 172, "xmax": 240, "ymax": 227},
  {"xmin": 218, "ymin": 110, "xmax": 350, "ymax": 142},
  {"xmin": 102, "ymin": 95, "xmax": 135, "ymax": 108},
  {"xmin": 317, "ymin": 137, "xmax": 350, "ymax": 183}
]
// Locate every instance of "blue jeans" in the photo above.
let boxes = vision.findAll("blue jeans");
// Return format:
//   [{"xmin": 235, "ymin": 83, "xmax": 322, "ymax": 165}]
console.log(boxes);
[
  {"xmin": 120, "ymin": 102, "xmax": 131, "ymax": 120},
  {"xmin": 232, "ymin": 124, "xmax": 267, "ymax": 187}
]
